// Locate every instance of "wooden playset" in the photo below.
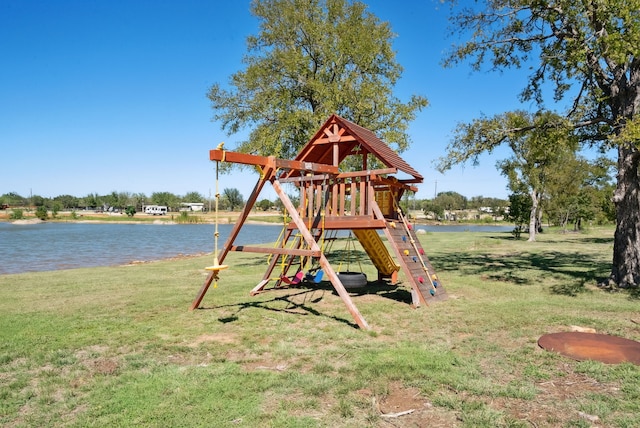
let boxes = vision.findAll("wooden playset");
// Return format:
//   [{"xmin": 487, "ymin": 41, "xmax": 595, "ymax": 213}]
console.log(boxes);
[{"xmin": 190, "ymin": 114, "xmax": 447, "ymax": 329}]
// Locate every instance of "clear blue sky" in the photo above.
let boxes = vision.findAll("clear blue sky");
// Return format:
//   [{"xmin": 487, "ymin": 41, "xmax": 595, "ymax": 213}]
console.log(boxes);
[{"xmin": 1, "ymin": 0, "xmax": 539, "ymax": 202}]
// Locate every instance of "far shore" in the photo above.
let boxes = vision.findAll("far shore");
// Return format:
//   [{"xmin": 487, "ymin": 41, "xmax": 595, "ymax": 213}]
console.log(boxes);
[{"xmin": 1, "ymin": 208, "xmax": 508, "ymax": 227}]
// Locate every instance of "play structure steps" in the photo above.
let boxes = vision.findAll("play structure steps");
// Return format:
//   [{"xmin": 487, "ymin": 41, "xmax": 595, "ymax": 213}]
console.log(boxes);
[
  {"xmin": 352, "ymin": 229, "xmax": 400, "ymax": 278},
  {"xmin": 385, "ymin": 218, "xmax": 447, "ymax": 304}
]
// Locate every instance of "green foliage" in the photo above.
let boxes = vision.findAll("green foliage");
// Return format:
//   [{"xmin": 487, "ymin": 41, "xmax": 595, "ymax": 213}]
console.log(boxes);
[
  {"xmin": 256, "ymin": 199, "xmax": 273, "ymax": 211},
  {"xmin": 444, "ymin": 0, "xmax": 640, "ymax": 285},
  {"xmin": 423, "ymin": 191, "xmax": 468, "ymax": 220},
  {"xmin": 9, "ymin": 209, "xmax": 24, "ymax": 220},
  {"xmin": 439, "ymin": 110, "xmax": 579, "ymax": 241},
  {"xmin": 545, "ymin": 156, "xmax": 615, "ymax": 230},
  {"xmin": 222, "ymin": 188, "xmax": 244, "ymax": 211},
  {"xmin": 1, "ymin": 192, "xmax": 27, "ymax": 206},
  {"xmin": 208, "ymin": 0, "xmax": 427, "ymax": 165},
  {"xmin": 34, "ymin": 206, "xmax": 48, "ymax": 220},
  {"xmin": 31, "ymin": 195, "xmax": 46, "ymax": 207},
  {"xmin": 151, "ymin": 192, "xmax": 178, "ymax": 211},
  {"xmin": 507, "ymin": 192, "xmax": 531, "ymax": 239},
  {"xmin": 182, "ymin": 191, "xmax": 204, "ymax": 203},
  {"xmin": 124, "ymin": 206, "xmax": 136, "ymax": 217},
  {"xmin": 53, "ymin": 194, "xmax": 79, "ymax": 209},
  {"xmin": 51, "ymin": 202, "xmax": 61, "ymax": 218},
  {"xmin": 176, "ymin": 211, "xmax": 202, "ymax": 224}
]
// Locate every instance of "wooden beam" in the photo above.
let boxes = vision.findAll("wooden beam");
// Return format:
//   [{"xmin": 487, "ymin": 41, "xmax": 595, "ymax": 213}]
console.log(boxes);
[
  {"xmin": 373, "ymin": 176, "xmax": 419, "ymax": 193},
  {"xmin": 337, "ymin": 168, "xmax": 397, "ymax": 179},
  {"xmin": 313, "ymin": 135, "xmax": 357, "ymax": 144},
  {"xmin": 288, "ymin": 216, "xmax": 386, "ymax": 230},
  {"xmin": 278, "ymin": 168, "xmax": 396, "ymax": 184},
  {"xmin": 230, "ymin": 245, "xmax": 321, "ymax": 257},
  {"xmin": 371, "ymin": 202, "xmax": 427, "ymax": 308},
  {"xmin": 209, "ymin": 150, "xmax": 339, "ymax": 174}
]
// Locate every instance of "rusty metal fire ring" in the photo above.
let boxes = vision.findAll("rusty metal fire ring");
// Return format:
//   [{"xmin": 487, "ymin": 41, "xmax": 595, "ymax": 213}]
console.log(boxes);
[{"xmin": 538, "ymin": 332, "xmax": 640, "ymax": 365}]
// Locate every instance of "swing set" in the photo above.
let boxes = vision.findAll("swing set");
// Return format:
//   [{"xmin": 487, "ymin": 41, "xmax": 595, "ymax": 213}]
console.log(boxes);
[{"xmin": 191, "ymin": 114, "xmax": 447, "ymax": 330}]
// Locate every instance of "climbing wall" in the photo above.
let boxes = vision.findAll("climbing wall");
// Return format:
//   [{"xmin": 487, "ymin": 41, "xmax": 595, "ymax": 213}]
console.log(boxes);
[{"xmin": 384, "ymin": 218, "xmax": 447, "ymax": 305}]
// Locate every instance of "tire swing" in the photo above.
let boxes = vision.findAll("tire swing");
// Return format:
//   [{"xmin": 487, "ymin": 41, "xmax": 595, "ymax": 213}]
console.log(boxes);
[{"xmin": 337, "ymin": 232, "xmax": 367, "ymax": 290}]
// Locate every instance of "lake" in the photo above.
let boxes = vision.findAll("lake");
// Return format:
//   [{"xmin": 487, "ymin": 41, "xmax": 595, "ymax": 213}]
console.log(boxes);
[{"xmin": 0, "ymin": 221, "xmax": 512, "ymax": 275}]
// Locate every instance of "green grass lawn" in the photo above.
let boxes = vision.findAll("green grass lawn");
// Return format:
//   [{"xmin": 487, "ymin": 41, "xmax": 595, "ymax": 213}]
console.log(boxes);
[{"xmin": 1, "ymin": 226, "xmax": 639, "ymax": 427}]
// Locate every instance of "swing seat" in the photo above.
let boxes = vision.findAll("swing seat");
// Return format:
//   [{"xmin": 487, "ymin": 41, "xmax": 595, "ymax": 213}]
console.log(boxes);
[
  {"xmin": 337, "ymin": 272, "xmax": 367, "ymax": 289},
  {"xmin": 305, "ymin": 269, "xmax": 324, "ymax": 283},
  {"xmin": 280, "ymin": 270, "xmax": 304, "ymax": 285},
  {"xmin": 205, "ymin": 264, "xmax": 228, "ymax": 272}
]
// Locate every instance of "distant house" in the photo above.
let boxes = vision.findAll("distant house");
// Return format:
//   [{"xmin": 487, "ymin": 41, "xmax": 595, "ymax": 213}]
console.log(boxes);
[{"xmin": 180, "ymin": 202, "xmax": 205, "ymax": 212}]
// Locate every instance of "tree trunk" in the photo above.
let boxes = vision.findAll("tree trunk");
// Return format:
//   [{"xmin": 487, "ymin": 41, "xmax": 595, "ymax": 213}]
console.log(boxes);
[
  {"xmin": 610, "ymin": 145, "xmax": 640, "ymax": 288},
  {"xmin": 528, "ymin": 190, "xmax": 539, "ymax": 242}
]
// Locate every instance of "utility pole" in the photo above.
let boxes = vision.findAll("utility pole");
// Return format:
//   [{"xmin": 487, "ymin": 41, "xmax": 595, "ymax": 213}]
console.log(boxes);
[{"xmin": 434, "ymin": 180, "xmax": 437, "ymax": 199}]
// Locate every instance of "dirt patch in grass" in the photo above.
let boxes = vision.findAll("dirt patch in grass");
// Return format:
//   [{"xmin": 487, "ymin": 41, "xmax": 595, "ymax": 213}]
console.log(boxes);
[
  {"xmin": 359, "ymin": 382, "xmax": 459, "ymax": 427},
  {"xmin": 189, "ymin": 332, "xmax": 238, "ymax": 347},
  {"xmin": 90, "ymin": 358, "xmax": 119, "ymax": 375}
]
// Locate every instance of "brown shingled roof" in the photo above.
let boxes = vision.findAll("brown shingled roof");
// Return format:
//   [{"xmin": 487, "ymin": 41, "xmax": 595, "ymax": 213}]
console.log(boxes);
[{"xmin": 294, "ymin": 114, "xmax": 423, "ymax": 182}]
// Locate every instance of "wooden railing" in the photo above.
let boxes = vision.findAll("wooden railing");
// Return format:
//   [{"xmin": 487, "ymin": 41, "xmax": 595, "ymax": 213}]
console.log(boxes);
[{"xmin": 280, "ymin": 168, "xmax": 398, "ymax": 229}]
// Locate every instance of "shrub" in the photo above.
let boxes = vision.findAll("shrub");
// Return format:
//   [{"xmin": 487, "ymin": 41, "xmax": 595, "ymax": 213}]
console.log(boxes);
[
  {"xmin": 9, "ymin": 209, "xmax": 24, "ymax": 220},
  {"xmin": 176, "ymin": 211, "xmax": 201, "ymax": 224},
  {"xmin": 35, "ymin": 206, "xmax": 48, "ymax": 220}
]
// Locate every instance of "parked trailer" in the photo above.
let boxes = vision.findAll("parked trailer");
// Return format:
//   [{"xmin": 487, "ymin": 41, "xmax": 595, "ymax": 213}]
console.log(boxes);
[{"xmin": 144, "ymin": 205, "xmax": 168, "ymax": 215}]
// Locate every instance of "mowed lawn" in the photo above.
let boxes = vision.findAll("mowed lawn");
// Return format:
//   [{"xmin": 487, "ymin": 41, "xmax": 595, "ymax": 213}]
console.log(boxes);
[{"xmin": 1, "ymin": 227, "xmax": 639, "ymax": 427}]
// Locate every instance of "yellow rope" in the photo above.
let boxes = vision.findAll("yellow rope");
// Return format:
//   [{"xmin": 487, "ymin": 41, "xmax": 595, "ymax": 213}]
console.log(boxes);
[{"xmin": 205, "ymin": 146, "xmax": 228, "ymax": 284}]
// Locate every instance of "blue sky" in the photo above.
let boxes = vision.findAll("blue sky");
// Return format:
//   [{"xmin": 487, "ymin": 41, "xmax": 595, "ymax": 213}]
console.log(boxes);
[{"xmin": 2, "ymin": 0, "xmax": 542, "ymax": 202}]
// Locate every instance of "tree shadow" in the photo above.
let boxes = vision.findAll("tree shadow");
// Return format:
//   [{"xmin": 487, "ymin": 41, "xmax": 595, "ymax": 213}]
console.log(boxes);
[{"xmin": 431, "ymin": 250, "xmax": 611, "ymax": 297}]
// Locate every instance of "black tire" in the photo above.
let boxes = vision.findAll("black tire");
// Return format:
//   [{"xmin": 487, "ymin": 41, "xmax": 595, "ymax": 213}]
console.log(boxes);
[{"xmin": 337, "ymin": 272, "xmax": 367, "ymax": 289}]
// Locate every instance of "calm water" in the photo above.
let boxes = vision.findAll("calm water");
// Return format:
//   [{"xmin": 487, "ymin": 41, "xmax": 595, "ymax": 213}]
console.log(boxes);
[
  {"xmin": 0, "ymin": 222, "xmax": 282, "ymax": 275},
  {"xmin": 0, "ymin": 222, "xmax": 511, "ymax": 275}
]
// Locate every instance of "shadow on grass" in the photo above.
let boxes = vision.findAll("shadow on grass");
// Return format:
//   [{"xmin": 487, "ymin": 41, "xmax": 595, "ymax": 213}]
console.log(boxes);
[
  {"xmin": 628, "ymin": 287, "xmax": 640, "ymax": 300},
  {"xmin": 198, "ymin": 278, "xmax": 413, "ymax": 329},
  {"xmin": 431, "ymin": 250, "xmax": 611, "ymax": 297},
  {"xmin": 200, "ymin": 288, "xmax": 358, "ymax": 329}
]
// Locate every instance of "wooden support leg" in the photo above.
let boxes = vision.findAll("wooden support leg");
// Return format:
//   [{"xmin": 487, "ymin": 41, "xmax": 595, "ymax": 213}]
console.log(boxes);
[
  {"xmin": 318, "ymin": 254, "xmax": 370, "ymax": 330},
  {"xmin": 189, "ymin": 271, "xmax": 215, "ymax": 310},
  {"xmin": 190, "ymin": 168, "xmax": 272, "ymax": 310},
  {"xmin": 272, "ymin": 179, "xmax": 370, "ymax": 330}
]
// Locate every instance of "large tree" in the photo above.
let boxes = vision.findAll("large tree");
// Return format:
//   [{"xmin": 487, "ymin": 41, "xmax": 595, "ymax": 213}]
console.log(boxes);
[
  {"xmin": 439, "ymin": 110, "xmax": 577, "ymax": 241},
  {"xmin": 207, "ymin": 0, "xmax": 427, "ymax": 163},
  {"xmin": 443, "ymin": 0, "xmax": 640, "ymax": 287}
]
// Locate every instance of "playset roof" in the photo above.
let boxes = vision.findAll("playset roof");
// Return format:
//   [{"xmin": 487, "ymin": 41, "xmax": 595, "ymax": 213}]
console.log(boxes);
[{"xmin": 293, "ymin": 114, "xmax": 423, "ymax": 183}]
